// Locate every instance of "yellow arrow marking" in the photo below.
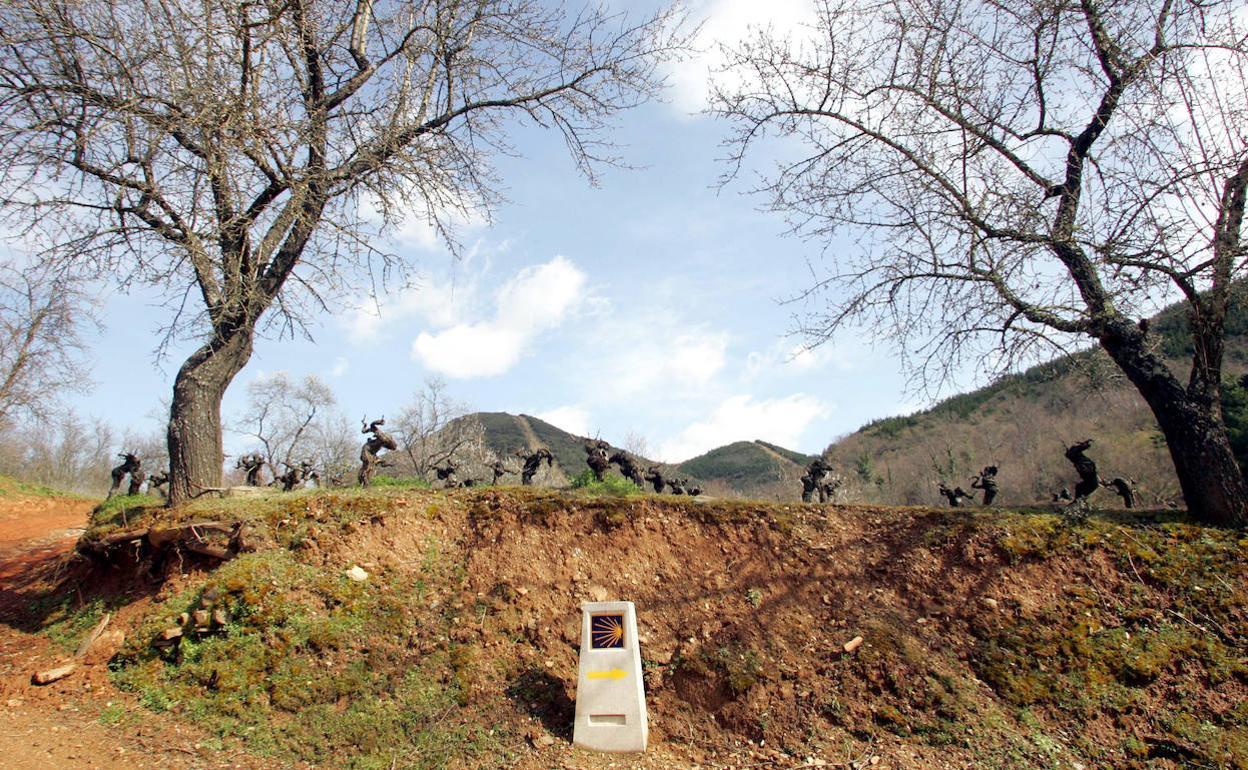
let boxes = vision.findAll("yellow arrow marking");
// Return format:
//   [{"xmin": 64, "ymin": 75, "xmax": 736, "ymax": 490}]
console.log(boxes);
[{"xmin": 587, "ymin": 669, "xmax": 628, "ymax": 681}]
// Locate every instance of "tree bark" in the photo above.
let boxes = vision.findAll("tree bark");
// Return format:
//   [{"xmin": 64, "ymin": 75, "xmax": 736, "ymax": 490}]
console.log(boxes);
[
  {"xmin": 166, "ymin": 327, "xmax": 254, "ymax": 506},
  {"xmin": 1100, "ymin": 320, "xmax": 1247, "ymax": 528}
]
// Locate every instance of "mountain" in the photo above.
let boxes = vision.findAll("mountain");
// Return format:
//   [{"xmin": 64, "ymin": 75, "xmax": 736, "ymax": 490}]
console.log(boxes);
[
  {"xmin": 461, "ymin": 412, "xmax": 817, "ymax": 497},
  {"xmin": 454, "ymin": 296, "xmax": 1248, "ymax": 507},
  {"xmin": 471, "ymin": 412, "xmax": 594, "ymax": 478},
  {"xmin": 822, "ymin": 294, "xmax": 1248, "ymax": 508},
  {"xmin": 675, "ymin": 440, "xmax": 817, "ymax": 497}
]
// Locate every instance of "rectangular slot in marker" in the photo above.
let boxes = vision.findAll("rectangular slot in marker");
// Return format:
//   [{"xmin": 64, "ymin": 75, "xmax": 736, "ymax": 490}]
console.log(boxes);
[{"xmin": 589, "ymin": 714, "xmax": 627, "ymax": 726}]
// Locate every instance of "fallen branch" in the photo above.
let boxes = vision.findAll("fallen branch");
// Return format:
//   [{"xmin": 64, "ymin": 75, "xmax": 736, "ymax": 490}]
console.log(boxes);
[
  {"xmin": 32, "ymin": 662, "xmax": 76, "ymax": 685},
  {"xmin": 78, "ymin": 520, "xmax": 249, "ymax": 565}
]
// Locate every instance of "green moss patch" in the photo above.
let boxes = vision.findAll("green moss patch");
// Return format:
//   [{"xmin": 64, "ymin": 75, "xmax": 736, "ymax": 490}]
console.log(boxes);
[{"xmin": 108, "ymin": 543, "xmax": 513, "ymax": 769}]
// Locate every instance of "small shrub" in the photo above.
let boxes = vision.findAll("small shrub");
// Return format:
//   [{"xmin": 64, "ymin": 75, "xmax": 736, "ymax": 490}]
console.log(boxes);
[
  {"xmin": 570, "ymin": 469, "xmax": 641, "ymax": 496},
  {"xmin": 97, "ymin": 703, "xmax": 127, "ymax": 725}
]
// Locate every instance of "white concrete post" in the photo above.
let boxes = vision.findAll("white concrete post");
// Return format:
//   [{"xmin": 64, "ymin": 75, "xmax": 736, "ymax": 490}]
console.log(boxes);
[{"xmin": 572, "ymin": 600, "xmax": 648, "ymax": 753}]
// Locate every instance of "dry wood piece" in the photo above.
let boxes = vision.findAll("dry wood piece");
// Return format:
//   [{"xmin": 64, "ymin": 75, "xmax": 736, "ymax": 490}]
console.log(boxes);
[
  {"xmin": 81, "ymin": 519, "xmax": 248, "ymax": 567},
  {"xmin": 842, "ymin": 636, "xmax": 864, "ymax": 653},
  {"xmin": 74, "ymin": 613, "xmax": 112, "ymax": 658},
  {"xmin": 88, "ymin": 528, "xmax": 150, "ymax": 548},
  {"xmin": 31, "ymin": 662, "xmax": 76, "ymax": 685}
]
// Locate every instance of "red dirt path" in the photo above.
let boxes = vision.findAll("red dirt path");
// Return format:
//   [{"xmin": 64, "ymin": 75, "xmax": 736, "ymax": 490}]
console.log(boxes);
[{"xmin": 0, "ymin": 493, "xmax": 296, "ymax": 769}]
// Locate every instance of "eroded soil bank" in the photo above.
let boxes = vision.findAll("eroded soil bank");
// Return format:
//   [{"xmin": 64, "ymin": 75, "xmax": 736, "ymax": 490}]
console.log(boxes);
[{"xmin": 3, "ymin": 487, "xmax": 1246, "ymax": 769}]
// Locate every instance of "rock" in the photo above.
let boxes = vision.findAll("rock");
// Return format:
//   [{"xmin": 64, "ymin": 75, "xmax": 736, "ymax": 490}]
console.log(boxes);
[
  {"xmin": 160, "ymin": 626, "xmax": 184, "ymax": 641},
  {"xmin": 537, "ymin": 735, "xmax": 556, "ymax": 747},
  {"xmin": 73, "ymin": 613, "xmax": 112, "ymax": 658},
  {"xmin": 212, "ymin": 609, "xmax": 228, "ymax": 627},
  {"xmin": 842, "ymin": 635, "xmax": 864, "ymax": 653},
  {"xmin": 32, "ymin": 663, "xmax": 77, "ymax": 685},
  {"xmin": 587, "ymin": 584, "xmax": 610, "ymax": 602},
  {"xmin": 192, "ymin": 610, "xmax": 212, "ymax": 629},
  {"xmin": 980, "ymin": 597, "xmax": 999, "ymax": 609},
  {"xmin": 346, "ymin": 565, "xmax": 369, "ymax": 582},
  {"xmin": 233, "ymin": 524, "xmax": 257, "ymax": 552},
  {"xmin": 83, "ymin": 630, "xmax": 125, "ymax": 665}
]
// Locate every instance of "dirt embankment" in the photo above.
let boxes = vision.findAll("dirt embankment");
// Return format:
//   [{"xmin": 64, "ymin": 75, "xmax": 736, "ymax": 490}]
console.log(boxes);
[
  {"xmin": 2, "ymin": 488, "xmax": 1246, "ymax": 769},
  {"xmin": 0, "ymin": 492, "xmax": 303, "ymax": 770}
]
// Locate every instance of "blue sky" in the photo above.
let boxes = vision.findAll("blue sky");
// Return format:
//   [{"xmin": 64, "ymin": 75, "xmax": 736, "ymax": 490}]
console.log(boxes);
[{"xmin": 59, "ymin": 0, "xmax": 938, "ymax": 463}]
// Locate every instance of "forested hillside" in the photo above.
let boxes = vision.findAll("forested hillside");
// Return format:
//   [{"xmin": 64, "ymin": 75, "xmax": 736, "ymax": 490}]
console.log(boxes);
[
  {"xmin": 676, "ymin": 440, "xmax": 816, "ymax": 499},
  {"xmin": 825, "ymin": 295, "xmax": 1248, "ymax": 507}
]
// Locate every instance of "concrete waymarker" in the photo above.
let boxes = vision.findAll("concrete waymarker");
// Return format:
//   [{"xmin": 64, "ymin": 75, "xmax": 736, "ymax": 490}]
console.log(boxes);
[{"xmin": 573, "ymin": 601, "xmax": 648, "ymax": 753}]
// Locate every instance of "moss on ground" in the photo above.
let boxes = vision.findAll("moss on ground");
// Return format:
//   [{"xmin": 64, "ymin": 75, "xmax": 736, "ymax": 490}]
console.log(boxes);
[
  {"xmin": 974, "ymin": 517, "xmax": 1248, "ymax": 769},
  {"xmin": 109, "ymin": 545, "xmax": 513, "ymax": 770}
]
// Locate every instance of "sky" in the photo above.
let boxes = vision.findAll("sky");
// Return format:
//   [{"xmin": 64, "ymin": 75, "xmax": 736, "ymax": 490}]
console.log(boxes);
[{"xmin": 48, "ymin": 0, "xmax": 940, "ymax": 464}]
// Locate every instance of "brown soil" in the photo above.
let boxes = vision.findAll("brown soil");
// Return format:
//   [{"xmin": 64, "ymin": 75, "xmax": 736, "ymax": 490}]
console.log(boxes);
[
  {"xmin": 0, "ymin": 493, "xmax": 307, "ymax": 770},
  {"xmin": 457, "ymin": 496, "xmax": 972, "ymax": 769},
  {"xmin": 3, "ymin": 488, "xmax": 1244, "ymax": 769}
]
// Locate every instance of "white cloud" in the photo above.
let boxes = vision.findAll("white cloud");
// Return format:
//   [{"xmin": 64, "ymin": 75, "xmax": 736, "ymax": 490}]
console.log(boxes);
[
  {"xmin": 411, "ymin": 256, "xmax": 588, "ymax": 379},
  {"xmin": 667, "ymin": 0, "xmax": 817, "ymax": 113},
  {"xmin": 745, "ymin": 341, "xmax": 830, "ymax": 379},
  {"xmin": 412, "ymin": 323, "xmax": 525, "ymax": 379},
  {"xmin": 604, "ymin": 329, "xmax": 729, "ymax": 399},
  {"xmin": 338, "ymin": 267, "xmax": 480, "ymax": 345},
  {"xmin": 496, "ymin": 258, "xmax": 586, "ymax": 330},
  {"xmin": 357, "ymin": 192, "xmax": 486, "ymax": 252},
  {"xmin": 656, "ymin": 393, "xmax": 831, "ymax": 462},
  {"xmin": 534, "ymin": 405, "xmax": 591, "ymax": 437},
  {"xmin": 329, "ymin": 357, "xmax": 349, "ymax": 377}
]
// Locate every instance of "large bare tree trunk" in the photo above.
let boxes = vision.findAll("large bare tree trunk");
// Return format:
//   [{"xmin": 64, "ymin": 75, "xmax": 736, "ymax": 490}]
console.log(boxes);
[
  {"xmin": 166, "ymin": 328, "xmax": 254, "ymax": 506},
  {"xmin": 1154, "ymin": 405, "xmax": 1247, "ymax": 528},
  {"xmin": 1102, "ymin": 322, "xmax": 1247, "ymax": 528}
]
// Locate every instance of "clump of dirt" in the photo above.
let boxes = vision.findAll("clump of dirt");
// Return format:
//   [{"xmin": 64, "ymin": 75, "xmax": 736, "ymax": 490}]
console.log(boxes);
[{"xmin": 10, "ymin": 488, "xmax": 1248, "ymax": 769}]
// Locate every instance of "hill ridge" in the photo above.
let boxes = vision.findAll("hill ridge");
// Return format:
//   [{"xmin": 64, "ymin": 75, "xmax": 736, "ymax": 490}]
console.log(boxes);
[
  {"xmin": 464, "ymin": 412, "xmax": 817, "ymax": 497},
  {"xmin": 822, "ymin": 294, "xmax": 1248, "ymax": 506}
]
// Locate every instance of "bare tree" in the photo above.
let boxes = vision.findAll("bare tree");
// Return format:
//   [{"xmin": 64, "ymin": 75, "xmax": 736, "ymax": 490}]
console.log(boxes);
[
  {"xmin": 236, "ymin": 372, "xmax": 336, "ymax": 474},
  {"xmin": 305, "ymin": 412, "xmax": 360, "ymax": 486},
  {"xmin": 0, "ymin": 0, "xmax": 688, "ymax": 504},
  {"xmin": 713, "ymin": 0, "xmax": 1248, "ymax": 525},
  {"xmin": 393, "ymin": 377, "xmax": 488, "ymax": 481},
  {"xmin": 621, "ymin": 429, "xmax": 652, "ymax": 460},
  {"xmin": 0, "ymin": 409, "xmax": 115, "ymax": 493},
  {"xmin": 0, "ymin": 263, "xmax": 94, "ymax": 423}
]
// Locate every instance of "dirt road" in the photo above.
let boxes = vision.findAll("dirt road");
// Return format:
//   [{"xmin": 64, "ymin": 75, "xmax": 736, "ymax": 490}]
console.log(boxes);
[{"xmin": 0, "ymin": 493, "xmax": 294, "ymax": 770}]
